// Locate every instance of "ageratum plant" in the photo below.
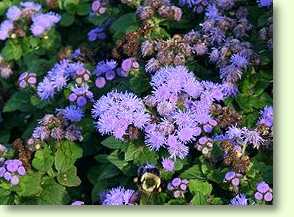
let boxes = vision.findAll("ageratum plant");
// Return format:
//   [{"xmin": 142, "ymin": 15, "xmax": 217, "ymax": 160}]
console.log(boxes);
[{"xmin": 0, "ymin": 0, "xmax": 273, "ymax": 206}]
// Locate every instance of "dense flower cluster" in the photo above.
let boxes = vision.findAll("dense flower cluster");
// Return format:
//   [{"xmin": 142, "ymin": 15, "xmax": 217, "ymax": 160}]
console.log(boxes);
[
  {"xmin": 91, "ymin": 0, "xmax": 108, "ymax": 16},
  {"xmin": 18, "ymin": 72, "xmax": 37, "ymax": 89},
  {"xmin": 37, "ymin": 59, "xmax": 89, "ymax": 100},
  {"xmin": 0, "ymin": 55, "xmax": 13, "ymax": 79},
  {"xmin": 224, "ymin": 171, "xmax": 242, "ymax": 189},
  {"xmin": 137, "ymin": 0, "xmax": 182, "ymax": 21},
  {"xmin": 0, "ymin": 1, "xmax": 60, "ymax": 40},
  {"xmin": 254, "ymin": 181, "xmax": 273, "ymax": 202},
  {"xmin": 0, "ymin": 0, "xmax": 273, "ymax": 206},
  {"xmin": 230, "ymin": 193, "xmax": 248, "ymax": 206},
  {"xmin": 100, "ymin": 187, "xmax": 136, "ymax": 205},
  {"xmin": 143, "ymin": 65, "xmax": 225, "ymax": 159},
  {"xmin": 167, "ymin": 177, "xmax": 189, "ymax": 198},
  {"xmin": 27, "ymin": 113, "xmax": 83, "ymax": 150},
  {"xmin": 0, "ymin": 159, "xmax": 26, "ymax": 185},
  {"xmin": 92, "ymin": 91, "xmax": 150, "ymax": 140}
]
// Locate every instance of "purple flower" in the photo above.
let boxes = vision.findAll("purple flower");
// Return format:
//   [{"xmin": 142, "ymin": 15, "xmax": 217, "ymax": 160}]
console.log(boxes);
[
  {"xmin": 92, "ymin": 91, "xmax": 150, "ymax": 140},
  {"xmin": 92, "ymin": 0, "xmax": 101, "ymax": 12},
  {"xmin": 69, "ymin": 85, "xmax": 93, "ymax": 107},
  {"xmin": 168, "ymin": 177, "xmax": 188, "ymax": 198},
  {"xmin": 179, "ymin": 0, "xmax": 210, "ymax": 14},
  {"xmin": 205, "ymin": 4, "xmax": 221, "ymax": 20},
  {"xmin": 32, "ymin": 126, "xmax": 49, "ymax": 140},
  {"xmin": 256, "ymin": 181, "xmax": 270, "ymax": 193},
  {"xmin": 226, "ymin": 125, "xmax": 242, "ymax": 140},
  {"xmin": 0, "ymin": 20, "xmax": 14, "ymax": 40},
  {"xmin": 95, "ymin": 76, "xmax": 106, "ymax": 88},
  {"xmin": 255, "ymin": 181, "xmax": 273, "ymax": 202},
  {"xmin": 21, "ymin": 1, "xmax": 42, "ymax": 12},
  {"xmin": 224, "ymin": 171, "xmax": 236, "ymax": 181},
  {"xmin": 88, "ymin": 26, "xmax": 106, "ymax": 41},
  {"xmin": 101, "ymin": 187, "xmax": 135, "ymax": 205},
  {"xmin": 57, "ymin": 105, "xmax": 84, "ymax": 122},
  {"xmin": 230, "ymin": 194, "xmax": 248, "ymax": 206},
  {"xmin": 0, "ymin": 158, "xmax": 26, "ymax": 185},
  {"xmin": 258, "ymin": 106, "xmax": 273, "ymax": 128},
  {"xmin": 121, "ymin": 58, "xmax": 137, "ymax": 73},
  {"xmin": 161, "ymin": 158, "xmax": 175, "ymax": 172},
  {"xmin": 230, "ymin": 54, "xmax": 249, "ymax": 69},
  {"xmin": 145, "ymin": 129, "xmax": 166, "ymax": 151},
  {"xmin": 167, "ymin": 135, "xmax": 189, "ymax": 159},
  {"xmin": 71, "ymin": 201, "xmax": 85, "ymax": 206},
  {"xmin": 37, "ymin": 77, "xmax": 56, "ymax": 100},
  {"xmin": 6, "ymin": 6, "xmax": 22, "ymax": 21},
  {"xmin": 31, "ymin": 12, "xmax": 61, "ymax": 36},
  {"xmin": 95, "ymin": 59, "xmax": 117, "ymax": 76},
  {"xmin": 18, "ymin": 72, "xmax": 37, "ymax": 89},
  {"xmin": 257, "ymin": 0, "xmax": 272, "ymax": 7},
  {"xmin": 220, "ymin": 64, "xmax": 242, "ymax": 83},
  {"xmin": 241, "ymin": 128, "xmax": 264, "ymax": 149}
]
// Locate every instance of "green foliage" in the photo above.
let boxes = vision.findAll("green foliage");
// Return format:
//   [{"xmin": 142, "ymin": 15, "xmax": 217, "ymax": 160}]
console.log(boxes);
[
  {"xmin": 37, "ymin": 178, "xmax": 70, "ymax": 205},
  {"xmin": 0, "ymin": 0, "xmax": 273, "ymax": 206},
  {"xmin": 17, "ymin": 172, "xmax": 42, "ymax": 197},
  {"xmin": 32, "ymin": 146, "xmax": 54, "ymax": 172},
  {"xmin": 180, "ymin": 164, "xmax": 205, "ymax": 180},
  {"xmin": 3, "ymin": 91, "xmax": 31, "ymax": 113},
  {"xmin": 110, "ymin": 13, "xmax": 139, "ymax": 39},
  {"xmin": 54, "ymin": 140, "xmax": 83, "ymax": 173},
  {"xmin": 1, "ymin": 40, "xmax": 23, "ymax": 61}
]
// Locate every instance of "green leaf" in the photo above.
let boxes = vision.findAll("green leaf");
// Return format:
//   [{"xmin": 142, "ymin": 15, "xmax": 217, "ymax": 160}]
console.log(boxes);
[
  {"xmin": 17, "ymin": 172, "xmax": 42, "ymax": 197},
  {"xmin": 3, "ymin": 91, "xmax": 31, "ymax": 113},
  {"xmin": 0, "ymin": 188, "xmax": 13, "ymax": 205},
  {"xmin": 1, "ymin": 40, "xmax": 23, "ymax": 61},
  {"xmin": 107, "ymin": 150, "xmax": 128, "ymax": 171},
  {"xmin": 87, "ymin": 164, "xmax": 120, "ymax": 184},
  {"xmin": 125, "ymin": 143, "xmax": 158, "ymax": 165},
  {"xmin": 76, "ymin": 3, "xmax": 90, "ymax": 16},
  {"xmin": 180, "ymin": 165, "xmax": 205, "ymax": 180},
  {"xmin": 60, "ymin": 13, "xmax": 75, "ymax": 27},
  {"xmin": 189, "ymin": 180, "xmax": 212, "ymax": 196},
  {"xmin": 129, "ymin": 71, "xmax": 150, "ymax": 95},
  {"xmin": 101, "ymin": 136, "xmax": 127, "ymax": 150},
  {"xmin": 191, "ymin": 192, "xmax": 208, "ymax": 205},
  {"xmin": 110, "ymin": 13, "xmax": 139, "ymax": 39},
  {"xmin": 166, "ymin": 198, "xmax": 187, "ymax": 205},
  {"xmin": 32, "ymin": 146, "xmax": 54, "ymax": 172},
  {"xmin": 124, "ymin": 142, "xmax": 138, "ymax": 161},
  {"xmin": 57, "ymin": 166, "xmax": 81, "ymax": 187},
  {"xmin": 38, "ymin": 178, "xmax": 69, "ymax": 205},
  {"xmin": 54, "ymin": 140, "xmax": 83, "ymax": 172},
  {"xmin": 133, "ymin": 146, "xmax": 158, "ymax": 165}
]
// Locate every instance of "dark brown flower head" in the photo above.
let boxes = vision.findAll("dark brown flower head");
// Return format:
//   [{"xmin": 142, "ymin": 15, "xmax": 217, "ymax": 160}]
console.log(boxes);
[
  {"xmin": 211, "ymin": 104, "xmax": 242, "ymax": 129},
  {"xmin": 12, "ymin": 139, "xmax": 32, "ymax": 170},
  {"xmin": 221, "ymin": 141, "xmax": 250, "ymax": 174}
]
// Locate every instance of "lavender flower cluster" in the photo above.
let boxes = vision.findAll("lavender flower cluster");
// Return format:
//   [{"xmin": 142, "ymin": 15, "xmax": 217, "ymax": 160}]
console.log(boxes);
[
  {"xmin": 144, "ymin": 65, "xmax": 225, "ymax": 159},
  {"xmin": 94, "ymin": 58, "xmax": 138, "ymax": 89},
  {"xmin": 37, "ymin": 59, "xmax": 91, "ymax": 101},
  {"xmin": 254, "ymin": 181, "xmax": 273, "ymax": 202},
  {"xmin": 137, "ymin": 0, "xmax": 182, "ymax": 21},
  {"xmin": 91, "ymin": 0, "xmax": 108, "ymax": 16},
  {"xmin": 0, "ymin": 55, "xmax": 13, "ymax": 79},
  {"xmin": 0, "ymin": 1, "xmax": 60, "ymax": 40},
  {"xmin": 167, "ymin": 177, "xmax": 189, "ymax": 198},
  {"xmin": 224, "ymin": 171, "xmax": 242, "ymax": 189},
  {"xmin": 27, "ymin": 113, "xmax": 83, "ymax": 151},
  {"xmin": 0, "ymin": 159, "xmax": 26, "ymax": 185},
  {"xmin": 92, "ymin": 90, "xmax": 150, "ymax": 140},
  {"xmin": 100, "ymin": 186, "xmax": 136, "ymax": 205},
  {"xmin": 18, "ymin": 72, "xmax": 37, "ymax": 89}
]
